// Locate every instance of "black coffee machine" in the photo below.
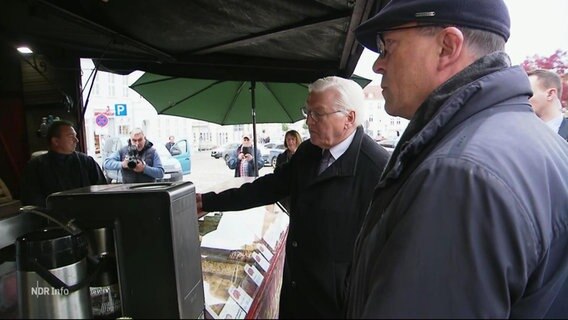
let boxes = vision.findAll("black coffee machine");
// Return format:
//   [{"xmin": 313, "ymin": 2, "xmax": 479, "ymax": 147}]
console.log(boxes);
[{"xmin": 44, "ymin": 181, "xmax": 204, "ymax": 319}]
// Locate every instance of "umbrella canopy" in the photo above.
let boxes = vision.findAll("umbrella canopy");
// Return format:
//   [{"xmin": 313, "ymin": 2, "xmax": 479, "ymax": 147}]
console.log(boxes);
[
  {"xmin": 130, "ymin": 73, "xmax": 372, "ymax": 125},
  {"xmin": 130, "ymin": 73, "xmax": 372, "ymax": 176}
]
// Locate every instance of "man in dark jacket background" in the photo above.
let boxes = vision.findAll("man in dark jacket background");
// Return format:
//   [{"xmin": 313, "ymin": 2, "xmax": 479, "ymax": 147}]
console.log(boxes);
[
  {"xmin": 347, "ymin": 0, "xmax": 568, "ymax": 318},
  {"xmin": 21, "ymin": 120, "xmax": 107, "ymax": 207},
  {"xmin": 196, "ymin": 76, "xmax": 390, "ymax": 318},
  {"xmin": 527, "ymin": 69, "xmax": 568, "ymax": 141}
]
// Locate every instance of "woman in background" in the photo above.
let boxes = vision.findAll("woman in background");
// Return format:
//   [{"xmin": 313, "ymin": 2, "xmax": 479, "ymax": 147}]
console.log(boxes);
[
  {"xmin": 274, "ymin": 130, "xmax": 302, "ymax": 212},
  {"xmin": 275, "ymin": 130, "xmax": 302, "ymax": 169},
  {"xmin": 227, "ymin": 133, "xmax": 263, "ymax": 177}
]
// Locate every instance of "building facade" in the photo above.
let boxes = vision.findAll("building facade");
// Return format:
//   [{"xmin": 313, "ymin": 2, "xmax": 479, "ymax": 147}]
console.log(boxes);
[{"xmin": 81, "ymin": 60, "xmax": 408, "ymax": 160}]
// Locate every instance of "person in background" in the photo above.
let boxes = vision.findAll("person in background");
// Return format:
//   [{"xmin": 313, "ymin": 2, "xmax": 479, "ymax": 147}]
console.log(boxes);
[
  {"xmin": 165, "ymin": 135, "xmax": 176, "ymax": 154},
  {"xmin": 346, "ymin": 0, "xmax": 568, "ymax": 318},
  {"xmin": 196, "ymin": 76, "xmax": 390, "ymax": 318},
  {"xmin": 527, "ymin": 69, "xmax": 568, "ymax": 141},
  {"xmin": 21, "ymin": 120, "xmax": 106, "ymax": 207},
  {"xmin": 226, "ymin": 133, "xmax": 263, "ymax": 177},
  {"xmin": 275, "ymin": 130, "xmax": 302, "ymax": 169},
  {"xmin": 274, "ymin": 129, "xmax": 302, "ymax": 211},
  {"xmin": 260, "ymin": 129, "xmax": 271, "ymax": 143},
  {"xmin": 104, "ymin": 128, "xmax": 164, "ymax": 183}
]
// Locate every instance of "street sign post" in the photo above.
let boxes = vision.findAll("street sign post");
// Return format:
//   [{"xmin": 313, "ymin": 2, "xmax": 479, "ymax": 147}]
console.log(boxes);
[{"xmin": 95, "ymin": 114, "xmax": 109, "ymax": 127}]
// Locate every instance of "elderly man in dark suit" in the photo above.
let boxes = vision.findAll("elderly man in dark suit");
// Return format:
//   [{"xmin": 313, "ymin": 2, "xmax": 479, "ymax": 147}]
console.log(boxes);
[{"xmin": 196, "ymin": 76, "xmax": 390, "ymax": 318}]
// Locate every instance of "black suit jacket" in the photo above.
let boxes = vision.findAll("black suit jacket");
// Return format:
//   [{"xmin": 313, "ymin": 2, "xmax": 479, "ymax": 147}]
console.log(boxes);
[
  {"xmin": 21, "ymin": 151, "xmax": 107, "ymax": 207},
  {"xmin": 202, "ymin": 126, "xmax": 390, "ymax": 318},
  {"xmin": 558, "ymin": 117, "xmax": 568, "ymax": 141}
]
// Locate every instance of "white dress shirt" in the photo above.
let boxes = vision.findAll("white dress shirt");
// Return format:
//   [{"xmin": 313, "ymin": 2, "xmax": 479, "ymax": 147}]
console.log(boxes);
[
  {"xmin": 326, "ymin": 129, "xmax": 357, "ymax": 166},
  {"xmin": 546, "ymin": 115, "xmax": 564, "ymax": 134}
]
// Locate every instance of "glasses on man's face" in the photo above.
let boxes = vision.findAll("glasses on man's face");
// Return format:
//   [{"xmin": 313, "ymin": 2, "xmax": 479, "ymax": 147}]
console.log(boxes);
[
  {"xmin": 301, "ymin": 107, "xmax": 346, "ymax": 122},
  {"xmin": 375, "ymin": 24, "xmax": 444, "ymax": 59}
]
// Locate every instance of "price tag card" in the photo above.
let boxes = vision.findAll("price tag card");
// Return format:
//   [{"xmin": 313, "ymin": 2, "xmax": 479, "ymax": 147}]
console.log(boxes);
[
  {"xmin": 244, "ymin": 264, "xmax": 264, "ymax": 286},
  {"xmin": 228, "ymin": 285, "xmax": 253, "ymax": 312},
  {"xmin": 218, "ymin": 296, "xmax": 247, "ymax": 319},
  {"xmin": 262, "ymin": 225, "xmax": 279, "ymax": 251},
  {"xmin": 257, "ymin": 243, "xmax": 274, "ymax": 261},
  {"xmin": 252, "ymin": 252, "xmax": 270, "ymax": 273}
]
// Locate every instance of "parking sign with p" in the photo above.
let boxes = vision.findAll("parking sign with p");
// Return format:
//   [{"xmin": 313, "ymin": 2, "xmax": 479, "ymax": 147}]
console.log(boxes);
[{"xmin": 115, "ymin": 103, "xmax": 127, "ymax": 116}]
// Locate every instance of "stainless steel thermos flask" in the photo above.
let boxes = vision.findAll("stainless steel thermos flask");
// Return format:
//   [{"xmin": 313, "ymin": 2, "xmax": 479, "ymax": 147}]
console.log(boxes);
[{"xmin": 16, "ymin": 228, "xmax": 92, "ymax": 319}]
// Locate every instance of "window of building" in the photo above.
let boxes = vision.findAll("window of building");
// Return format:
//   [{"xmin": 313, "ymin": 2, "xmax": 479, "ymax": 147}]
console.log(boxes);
[
  {"xmin": 122, "ymin": 77, "xmax": 129, "ymax": 97},
  {"xmin": 94, "ymin": 76, "xmax": 100, "ymax": 96},
  {"xmin": 108, "ymin": 74, "xmax": 116, "ymax": 97}
]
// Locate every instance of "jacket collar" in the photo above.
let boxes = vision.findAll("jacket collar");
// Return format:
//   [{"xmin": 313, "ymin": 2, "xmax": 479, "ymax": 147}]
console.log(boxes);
[
  {"xmin": 312, "ymin": 125, "xmax": 366, "ymax": 179},
  {"xmin": 380, "ymin": 52, "xmax": 532, "ymax": 185}
]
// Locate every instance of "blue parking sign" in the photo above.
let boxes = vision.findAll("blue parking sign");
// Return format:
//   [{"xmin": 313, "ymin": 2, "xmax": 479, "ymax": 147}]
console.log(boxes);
[{"xmin": 115, "ymin": 103, "xmax": 127, "ymax": 116}]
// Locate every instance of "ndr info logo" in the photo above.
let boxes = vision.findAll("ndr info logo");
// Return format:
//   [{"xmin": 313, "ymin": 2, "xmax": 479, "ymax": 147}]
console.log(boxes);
[{"xmin": 31, "ymin": 281, "xmax": 69, "ymax": 298}]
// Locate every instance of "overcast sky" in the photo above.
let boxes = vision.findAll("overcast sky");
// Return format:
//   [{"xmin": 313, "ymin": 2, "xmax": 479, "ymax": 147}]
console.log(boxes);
[{"xmin": 355, "ymin": 0, "xmax": 568, "ymax": 80}]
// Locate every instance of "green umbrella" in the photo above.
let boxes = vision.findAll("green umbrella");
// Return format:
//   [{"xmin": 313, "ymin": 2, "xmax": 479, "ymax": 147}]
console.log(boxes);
[
  {"xmin": 130, "ymin": 73, "xmax": 372, "ymax": 124},
  {"xmin": 130, "ymin": 73, "xmax": 372, "ymax": 175}
]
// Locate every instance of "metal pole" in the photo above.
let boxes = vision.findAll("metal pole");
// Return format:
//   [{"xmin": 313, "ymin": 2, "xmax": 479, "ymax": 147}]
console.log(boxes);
[{"xmin": 250, "ymin": 80, "xmax": 259, "ymax": 177}]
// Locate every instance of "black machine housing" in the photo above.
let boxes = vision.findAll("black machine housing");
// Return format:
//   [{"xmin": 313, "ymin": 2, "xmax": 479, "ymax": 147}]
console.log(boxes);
[{"xmin": 46, "ymin": 181, "xmax": 204, "ymax": 319}]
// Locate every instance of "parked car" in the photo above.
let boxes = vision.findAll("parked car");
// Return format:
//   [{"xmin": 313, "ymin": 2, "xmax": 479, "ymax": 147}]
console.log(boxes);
[
  {"xmin": 258, "ymin": 143, "xmax": 271, "ymax": 166},
  {"xmin": 168, "ymin": 139, "xmax": 192, "ymax": 174},
  {"xmin": 197, "ymin": 142, "xmax": 217, "ymax": 151},
  {"xmin": 266, "ymin": 143, "xmax": 286, "ymax": 167},
  {"xmin": 102, "ymin": 136, "xmax": 190, "ymax": 183},
  {"xmin": 262, "ymin": 142, "xmax": 279, "ymax": 149},
  {"xmin": 256, "ymin": 142, "xmax": 282, "ymax": 166},
  {"xmin": 211, "ymin": 142, "xmax": 240, "ymax": 161},
  {"xmin": 378, "ymin": 137, "xmax": 400, "ymax": 154}
]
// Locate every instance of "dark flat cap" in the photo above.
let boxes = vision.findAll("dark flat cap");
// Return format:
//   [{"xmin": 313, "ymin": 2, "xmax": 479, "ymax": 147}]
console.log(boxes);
[{"xmin": 355, "ymin": 0, "xmax": 511, "ymax": 53}]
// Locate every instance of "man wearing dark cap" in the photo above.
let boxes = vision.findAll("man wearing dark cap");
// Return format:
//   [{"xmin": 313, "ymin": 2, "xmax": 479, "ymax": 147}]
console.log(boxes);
[{"xmin": 346, "ymin": 0, "xmax": 568, "ymax": 318}]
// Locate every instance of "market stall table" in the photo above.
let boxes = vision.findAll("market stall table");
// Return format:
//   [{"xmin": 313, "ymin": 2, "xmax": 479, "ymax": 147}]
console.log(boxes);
[{"xmin": 198, "ymin": 177, "xmax": 289, "ymax": 319}]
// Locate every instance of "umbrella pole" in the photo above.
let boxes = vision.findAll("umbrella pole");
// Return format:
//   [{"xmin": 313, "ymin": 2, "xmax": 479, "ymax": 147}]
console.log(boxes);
[{"xmin": 250, "ymin": 80, "xmax": 259, "ymax": 177}]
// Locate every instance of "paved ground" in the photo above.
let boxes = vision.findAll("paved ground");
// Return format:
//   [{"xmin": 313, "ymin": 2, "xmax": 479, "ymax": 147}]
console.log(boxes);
[{"xmin": 183, "ymin": 150, "xmax": 273, "ymax": 192}]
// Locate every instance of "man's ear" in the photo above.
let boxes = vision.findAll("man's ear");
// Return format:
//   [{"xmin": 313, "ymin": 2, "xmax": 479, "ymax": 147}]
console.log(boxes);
[
  {"xmin": 437, "ymin": 27, "xmax": 464, "ymax": 70},
  {"xmin": 547, "ymin": 88, "xmax": 558, "ymax": 100},
  {"xmin": 345, "ymin": 110, "xmax": 356, "ymax": 128}
]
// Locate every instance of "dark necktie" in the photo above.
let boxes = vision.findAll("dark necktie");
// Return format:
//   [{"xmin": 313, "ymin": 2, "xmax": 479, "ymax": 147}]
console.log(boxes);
[{"xmin": 318, "ymin": 149, "xmax": 332, "ymax": 174}]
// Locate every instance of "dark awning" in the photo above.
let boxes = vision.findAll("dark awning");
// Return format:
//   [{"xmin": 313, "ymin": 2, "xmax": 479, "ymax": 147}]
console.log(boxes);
[{"xmin": 0, "ymin": 0, "xmax": 387, "ymax": 82}]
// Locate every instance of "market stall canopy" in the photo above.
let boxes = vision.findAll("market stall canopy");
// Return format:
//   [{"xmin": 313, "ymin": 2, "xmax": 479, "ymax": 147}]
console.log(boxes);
[{"xmin": 0, "ymin": 0, "xmax": 386, "ymax": 82}]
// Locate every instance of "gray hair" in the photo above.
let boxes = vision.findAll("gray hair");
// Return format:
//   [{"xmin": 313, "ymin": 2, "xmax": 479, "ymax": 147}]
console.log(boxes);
[
  {"xmin": 308, "ymin": 76, "xmax": 366, "ymax": 126},
  {"xmin": 130, "ymin": 128, "xmax": 145, "ymax": 137},
  {"xmin": 460, "ymin": 27, "xmax": 506, "ymax": 57},
  {"xmin": 420, "ymin": 26, "xmax": 506, "ymax": 58}
]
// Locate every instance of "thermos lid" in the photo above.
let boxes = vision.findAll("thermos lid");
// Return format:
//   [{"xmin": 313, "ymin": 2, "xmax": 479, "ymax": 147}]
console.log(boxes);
[{"xmin": 16, "ymin": 228, "xmax": 88, "ymax": 271}]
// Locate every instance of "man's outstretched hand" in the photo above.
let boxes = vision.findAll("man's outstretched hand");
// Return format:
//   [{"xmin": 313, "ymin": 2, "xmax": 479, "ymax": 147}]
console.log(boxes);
[{"xmin": 196, "ymin": 193, "xmax": 206, "ymax": 215}]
